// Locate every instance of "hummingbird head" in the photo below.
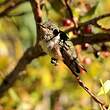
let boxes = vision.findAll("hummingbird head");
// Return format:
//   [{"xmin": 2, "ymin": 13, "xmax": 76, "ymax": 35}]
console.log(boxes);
[
  {"xmin": 39, "ymin": 21, "xmax": 60, "ymax": 41},
  {"xmin": 38, "ymin": 21, "xmax": 63, "ymax": 61}
]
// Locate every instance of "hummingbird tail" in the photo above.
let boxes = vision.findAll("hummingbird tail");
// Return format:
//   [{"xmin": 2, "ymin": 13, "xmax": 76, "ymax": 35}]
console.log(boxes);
[{"xmin": 70, "ymin": 59, "xmax": 87, "ymax": 74}]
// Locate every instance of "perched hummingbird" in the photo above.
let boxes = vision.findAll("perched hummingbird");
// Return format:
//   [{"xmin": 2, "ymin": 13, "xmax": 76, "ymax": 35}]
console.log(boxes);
[{"xmin": 39, "ymin": 21, "xmax": 86, "ymax": 75}]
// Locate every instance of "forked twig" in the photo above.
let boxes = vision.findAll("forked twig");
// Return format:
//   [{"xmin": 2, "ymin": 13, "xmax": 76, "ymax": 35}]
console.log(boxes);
[{"xmin": 64, "ymin": 0, "xmax": 76, "ymax": 28}]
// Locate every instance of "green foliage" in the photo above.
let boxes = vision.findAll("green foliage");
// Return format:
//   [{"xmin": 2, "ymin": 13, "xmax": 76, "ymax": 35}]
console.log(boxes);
[{"xmin": 0, "ymin": 0, "xmax": 5, "ymax": 3}]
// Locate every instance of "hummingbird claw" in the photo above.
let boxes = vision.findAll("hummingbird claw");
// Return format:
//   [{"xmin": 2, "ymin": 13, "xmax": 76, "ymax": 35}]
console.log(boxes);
[{"xmin": 51, "ymin": 57, "xmax": 58, "ymax": 66}]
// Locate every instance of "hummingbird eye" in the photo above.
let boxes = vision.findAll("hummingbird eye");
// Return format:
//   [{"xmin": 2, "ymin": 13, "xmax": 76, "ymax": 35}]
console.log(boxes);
[{"xmin": 53, "ymin": 29, "xmax": 59, "ymax": 36}]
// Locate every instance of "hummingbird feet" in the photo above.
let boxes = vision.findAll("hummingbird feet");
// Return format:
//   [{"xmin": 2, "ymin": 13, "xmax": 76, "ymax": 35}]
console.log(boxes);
[{"xmin": 51, "ymin": 57, "xmax": 58, "ymax": 66}]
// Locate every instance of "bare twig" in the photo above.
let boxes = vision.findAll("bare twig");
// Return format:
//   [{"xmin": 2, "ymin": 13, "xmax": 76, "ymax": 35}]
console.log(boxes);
[
  {"xmin": 64, "ymin": 0, "xmax": 82, "ymax": 61},
  {"xmin": 63, "ymin": 13, "xmax": 110, "ymax": 33},
  {"xmin": 30, "ymin": 0, "xmax": 42, "ymax": 23},
  {"xmin": 76, "ymin": 77, "xmax": 107, "ymax": 110},
  {"xmin": 79, "ymin": 13, "xmax": 110, "ymax": 31},
  {"xmin": 64, "ymin": 0, "xmax": 76, "ymax": 28},
  {"xmin": 61, "ymin": 46, "xmax": 107, "ymax": 110},
  {"xmin": 30, "ymin": 0, "xmax": 42, "ymax": 43},
  {"xmin": 71, "ymin": 33, "xmax": 110, "ymax": 45}
]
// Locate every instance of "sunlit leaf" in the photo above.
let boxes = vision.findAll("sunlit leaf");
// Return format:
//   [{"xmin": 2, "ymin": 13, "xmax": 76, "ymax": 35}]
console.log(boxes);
[
  {"xmin": 97, "ymin": 17, "xmax": 110, "ymax": 29},
  {"xmin": 98, "ymin": 80, "xmax": 110, "ymax": 96},
  {"xmin": 0, "ymin": 39, "xmax": 8, "ymax": 56},
  {"xmin": 88, "ymin": 61, "xmax": 102, "ymax": 77},
  {"xmin": 94, "ymin": 0, "xmax": 110, "ymax": 16},
  {"xmin": 17, "ymin": 102, "xmax": 32, "ymax": 110},
  {"xmin": 40, "ymin": 68, "xmax": 52, "ymax": 89},
  {"xmin": 92, "ymin": 0, "xmax": 110, "ymax": 29},
  {"xmin": 8, "ymin": 88, "xmax": 20, "ymax": 102}
]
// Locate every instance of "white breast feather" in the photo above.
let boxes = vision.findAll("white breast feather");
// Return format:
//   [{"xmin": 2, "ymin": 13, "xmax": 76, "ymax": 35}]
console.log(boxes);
[{"xmin": 39, "ymin": 34, "xmax": 60, "ymax": 54}]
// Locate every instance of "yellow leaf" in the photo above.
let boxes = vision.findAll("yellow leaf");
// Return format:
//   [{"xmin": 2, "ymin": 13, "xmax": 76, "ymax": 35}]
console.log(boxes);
[
  {"xmin": 98, "ymin": 80, "xmax": 110, "ymax": 96},
  {"xmin": 40, "ymin": 68, "xmax": 52, "ymax": 88}
]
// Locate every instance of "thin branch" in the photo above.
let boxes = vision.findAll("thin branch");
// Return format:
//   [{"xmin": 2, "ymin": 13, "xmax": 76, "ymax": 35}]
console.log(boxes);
[
  {"xmin": 0, "ymin": 46, "xmax": 45, "ymax": 97},
  {"xmin": 79, "ymin": 13, "xmax": 110, "ymax": 31},
  {"xmin": 30, "ymin": 0, "xmax": 42, "ymax": 23},
  {"xmin": 61, "ymin": 45, "xmax": 107, "ymax": 110},
  {"xmin": 30, "ymin": 0, "xmax": 42, "ymax": 43},
  {"xmin": 71, "ymin": 33, "xmax": 110, "ymax": 45},
  {"xmin": 64, "ymin": 0, "xmax": 73, "ymax": 20},
  {"xmin": 76, "ymin": 77, "xmax": 107, "ymax": 110},
  {"xmin": 63, "ymin": 13, "xmax": 110, "ymax": 33},
  {"xmin": 64, "ymin": 0, "xmax": 76, "ymax": 28}
]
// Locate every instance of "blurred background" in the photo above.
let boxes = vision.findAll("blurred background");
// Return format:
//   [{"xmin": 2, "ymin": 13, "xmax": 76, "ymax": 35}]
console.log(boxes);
[{"xmin": 0, "ymin": 0, "xmax": 110, "ymax": 110}]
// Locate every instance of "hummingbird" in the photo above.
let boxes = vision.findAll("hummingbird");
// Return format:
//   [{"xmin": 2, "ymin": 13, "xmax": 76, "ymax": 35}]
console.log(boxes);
[{"xmin": 38, "ymin": 21, "xmax": 86, "ymax": 75}]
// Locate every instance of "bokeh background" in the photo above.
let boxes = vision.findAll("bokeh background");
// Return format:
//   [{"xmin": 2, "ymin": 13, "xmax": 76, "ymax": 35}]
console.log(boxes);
[{"xmin": 0, "ymin": 0, "xmax": 110, "ymax": 110}]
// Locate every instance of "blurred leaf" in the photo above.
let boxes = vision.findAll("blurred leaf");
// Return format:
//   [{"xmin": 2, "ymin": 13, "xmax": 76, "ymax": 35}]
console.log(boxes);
[
  {"xmin": 98, "ymin": 80, "xmax": 110, "ymax": 96},
  {"xmin": 0, "ymin": 39, "xmax": 8, "ymax": 56},
  {"xmin": 0, "ymin": 0, "xmax": 5, "ymax": 3},
  {"xmin": 80, "ymin": 2, "xmax": 99, "ymax": 22},
  {"xmin": 44, "ymin": 1, "xmax": 63, "ymax": 22},
  {"xmin": 17, "ymin": 101, "xmax": 32, "ymax": 110},
  {"xmin": 0, "ymin": 56, "xmax": 9, "ymax": 70},
  {"xmin": 15, "ymin": 13, "xmax": 36, "ymax": 47},
  {"xmin": 49, "ymin": 0, "xmax": 64, "ymax": 15},
  {"xmin": 15, "ymin": 40, "xmax": 23, "ymax": 59},
  {"xmin": 41, "ymin": 68, "xmax": 52, "ymax": 89},
  {"xmin": 9, "ymin": 2, "xmax": 31, "ymax": 14},
  {"xmin": 8, "ymin": 88, "xmax": 20, "ymax": 102},
  {"xmin": 88, "ymin": 61, "xmax": 102, "ymax": 78},
  {"xmin": 97, "ymin": 17, "xmax": 110, "ymax": 29},
  {"xmin": 94, "ymin": 0, "xmax": 110, "ymax": 16},
  {"xmin": 88, "ymin": 0, "xmax": 110, "ymax": 29},
  {"xmin": 30, "ymin": 91, "xmax": 40, "ymax": 105}
]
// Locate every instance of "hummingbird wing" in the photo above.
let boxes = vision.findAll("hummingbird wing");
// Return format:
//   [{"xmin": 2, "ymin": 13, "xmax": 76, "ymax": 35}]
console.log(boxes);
[
  {"xmin": 70, "ymin": 58, "xmax": 87, "ymax": 73},
  {"xmin": 60, "ymin": 41, "xmax": 87, "ymax": 76}
]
